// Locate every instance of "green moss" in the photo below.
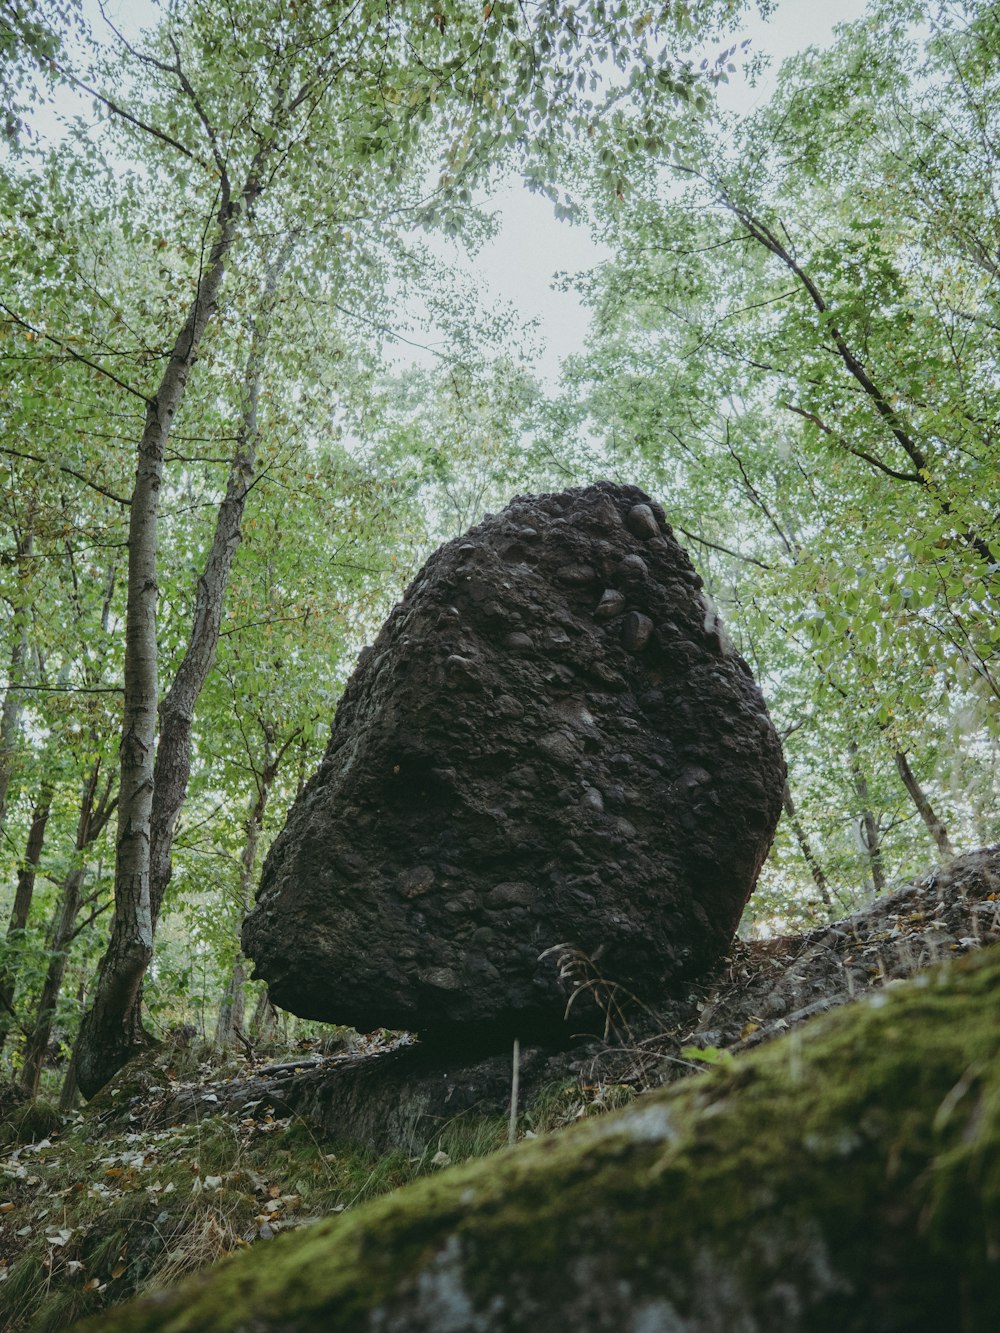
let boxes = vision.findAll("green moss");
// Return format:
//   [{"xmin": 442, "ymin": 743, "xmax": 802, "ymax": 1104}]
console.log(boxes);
[{"xmin": 87, "ymin": 945, "xmax": 1000, "ymax": 1332}]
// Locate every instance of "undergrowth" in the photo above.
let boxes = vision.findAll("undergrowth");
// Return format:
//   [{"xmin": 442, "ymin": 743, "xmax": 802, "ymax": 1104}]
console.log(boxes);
[{"xmin": 0, "ymin": 1045, "xmax": 633, "ymax": 1329}]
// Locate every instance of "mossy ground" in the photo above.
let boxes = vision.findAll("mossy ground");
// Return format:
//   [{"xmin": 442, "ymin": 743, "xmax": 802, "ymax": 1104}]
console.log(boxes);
[
  {"xmin": 0, "ymin": 1039, "xmax": 624, "ymax": 1329},
  {"xmin": 87, "ymin": 945, "xmax": 1000, "ymax": 1332}
]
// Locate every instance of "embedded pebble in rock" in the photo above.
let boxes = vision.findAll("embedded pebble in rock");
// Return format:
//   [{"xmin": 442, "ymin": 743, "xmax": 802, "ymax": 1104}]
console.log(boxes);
[
  {"xmin": 595, "ymin": 589, "xmax": 626, "ymax": 621},
  {"xmin": 622, "ymin": 611, "xmax": 653, "ymax": 653},
  {"xmin": 243, "ymin": 482, "xmax": 786, "ymax": 1043},
  {"xmin": 625, "ymin": 502, "xmax": 661, "ymax": 540}
]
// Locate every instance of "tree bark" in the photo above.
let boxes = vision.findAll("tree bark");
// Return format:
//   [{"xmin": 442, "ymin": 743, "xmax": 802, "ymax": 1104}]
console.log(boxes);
[
  {"xmin": 21, "ymin": 763, "xmax": 116, "ymax": 1096},
  {"xmin": 0, "ymin": 529, "xmax": 34, "ymax": 831},
  {"xmin": 73, "ymin": 177, "xmax": 257, "ymax": 1100},
  {"xmin": 20, "ymin": 866, "xmax": 86, "ymax": 1098},
  {"xmin": 148, "ymin": 241, "xmax": 289, "ymax": 935},
  {"xmin": 848, "ymin": 742, "xmax": 886, "ymax": 895},
  {"xmin": 248, "ymin": 985, "xmax": 278, "ymax": 1043},
  {"xmin": 781, "ymin": 780, "xmax": 835, "ymax": 916},
  {"xmin": 894, "ymin": 749, "xmax": 955, "ymax": 861},
  {"xmin": 216, "ymin": 721, "xmax": 299, "ymax": 1048},
  {"xmin": 0, "ymin": 784, "xmax": 53, "ymax": 1054},
  {"xmin": 58, "ymin": 1050, "xmax": 80, "ymax": 1112}
]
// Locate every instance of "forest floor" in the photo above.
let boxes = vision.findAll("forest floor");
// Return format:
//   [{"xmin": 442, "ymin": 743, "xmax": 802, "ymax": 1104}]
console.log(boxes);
[
  {"xmin": 1, "ymin": 845, "xmax": 997, "ymax": 1330},
  {"xmin": 0, "ymin": 1032, "xmax": 622, "ymax": 1330}
]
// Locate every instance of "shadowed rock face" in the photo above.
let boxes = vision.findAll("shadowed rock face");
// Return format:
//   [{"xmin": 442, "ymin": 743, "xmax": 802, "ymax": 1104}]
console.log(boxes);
[{"xmin": 243, "ymin": 482, "xmax": 785, "ymax": 1042}]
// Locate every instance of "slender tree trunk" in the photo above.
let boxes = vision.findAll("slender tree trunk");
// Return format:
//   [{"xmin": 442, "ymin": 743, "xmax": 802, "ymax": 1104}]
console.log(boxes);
[
  {"xmin": 216, "ymin": 956, "xmax": 249, "ymax": 1050},
  {"xmin": 249, "ymin": 986, "xmax": 278, "ymax": 1043},
  {"xmin": 215, "ymin": 803, "xmax": 263, "ymax": 1047},
  {"xmin": 216, "ymin": 721, "xmax": 298, "ymax": 1047},
  {"xmin": 22, "ymin": 764, "xmax": 115, "ymax": 1096},
  {"xmin": 73, "ymin": 175, "xmax": 263, "ymax": 1100},
  {"xmin": 148, "ymin": 242, "xmax": 289, "ymax": 935},
  {"xmin": 20, "ymin": 865, "xmax": 86, "ymax": 1098},
  {"xmin": 0, "ymin": 785, "xmax": 53, "ymax": 1054},
  {"xmin": 848, "ymin": 742, "xmax": 886, "ymax": 895},
  {"xmin": 894, "ymin": 750, "xmax": 955, "ymax": 861},
  {"xmin": 0, "ymin": 530, "xmax": 34, "ymax": 830},
  {"xmin": 0, "ymin": 626, "xmax": 28, "ymax": 827},
  {"xmin": 781, "ymin": 781, "xmax": 835, "ymax": 916}
]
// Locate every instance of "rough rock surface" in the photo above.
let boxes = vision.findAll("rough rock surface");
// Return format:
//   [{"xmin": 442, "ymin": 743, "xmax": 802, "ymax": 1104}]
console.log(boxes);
[{"xmin": 243, "ymin": 482, "xmax": 785, "ymax": 1041}]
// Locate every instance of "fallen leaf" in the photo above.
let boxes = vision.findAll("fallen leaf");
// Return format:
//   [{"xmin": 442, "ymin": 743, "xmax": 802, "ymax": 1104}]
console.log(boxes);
[{"xmin": 0, "ymin": 1202, "xmax": 14, "ymax": 1214}]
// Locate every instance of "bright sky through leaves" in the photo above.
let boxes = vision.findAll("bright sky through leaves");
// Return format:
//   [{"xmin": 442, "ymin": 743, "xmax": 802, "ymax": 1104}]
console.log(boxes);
[{"xmin": 435, "ymin": 0, "xmax": 872, "ymax": 385}]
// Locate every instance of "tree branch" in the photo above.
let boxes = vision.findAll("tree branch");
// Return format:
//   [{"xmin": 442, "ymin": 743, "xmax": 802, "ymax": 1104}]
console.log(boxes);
[
  {"xmin": 0, "ymin": 302, "xmax": 151, "ymax": 407},
  {"xmin": 60, "ymin": 67, "xmax": 209, "ymax": 169},
  {"xmin": 781, "ymin": 404, "xmax": 923, "ymax": 483},
  {"xmin": 716, "ymin": 193, "xmax": 931, "ymax": 478},
  {"xmin": 68, "ymin": 899, "xmax": 112, "ymax": 945},
  {"xmin": 672, "ymin": 524, "xmax": 770, "ymax": 570},
  {"xmin": 0, "ymin": 445, "xmax": 132, "ymax": 507}
]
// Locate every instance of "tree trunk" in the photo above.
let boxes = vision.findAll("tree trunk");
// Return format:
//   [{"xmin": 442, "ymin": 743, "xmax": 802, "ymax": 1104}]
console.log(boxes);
[
  {"xmin": 23, "ymin": 763, "xmax": 115, "ymax": 1096},
  {"xmin": 73, "ymin": 175, "xmax": 261, "ymax": 1101},
  {"xmin": 0, "ymin": 529, "xmax": 35, "ymax": 835},
  {"xmin": 0, "ymin": 784, "xmax": 52, "ymax": 1053},
  {"xmin": 216, "ymin": 720, "xmax": 298, "ymax": 1048},
  {"xmin": 58, "ymin": 1053, "xmax": 80, "ymax": 1112},
  {"xmin": 20, "ymin": 865, "xmax": 86, "ymax": 1098},
  {"xmin": 215, "ymin": 798, "xmax": 263, "ymax": 1048},
  {"xmin": 148, "ymin": 242, "xmax": 289, "ymax": 935},
  {"xmin": 248, "ymin": 986, "xmax": 278, "ymax": 1043},
  {"xmin": 848, "ymin": 742, "xmax": 886, "ymax": 895},
  {"xmin": 781, "ymin": 781, "xmax": 835, "ymax": 915},
  {"xmin": 894, "ymin": 749, "xmax": 955, "ymax": 861},
  {"xmin": 215, "ymin": 955, "xmax": 249, "ymax": 1050}
]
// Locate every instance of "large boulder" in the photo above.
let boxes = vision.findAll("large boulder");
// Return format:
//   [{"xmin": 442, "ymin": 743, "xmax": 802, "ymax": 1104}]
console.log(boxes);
[{"xmin": 243, "ymin": 482, "xmax": 785, "ymax": 1041}]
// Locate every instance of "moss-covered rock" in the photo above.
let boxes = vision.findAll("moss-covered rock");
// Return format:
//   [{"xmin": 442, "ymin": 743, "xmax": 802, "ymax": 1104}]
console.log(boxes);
[{"xmin": 84, "ymin": 945, "xmax": 1000, "ymax": 1332}]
